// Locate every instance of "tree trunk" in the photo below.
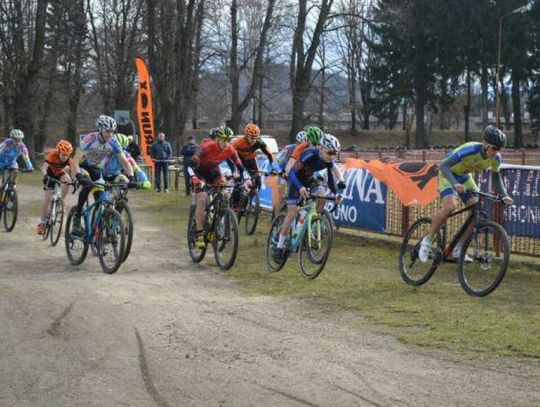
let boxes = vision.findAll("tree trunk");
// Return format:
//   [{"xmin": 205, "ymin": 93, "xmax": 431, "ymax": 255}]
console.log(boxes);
[
  {"xmin": 480, "ymin": 63, "xmax": 489, "ymax": 127},
  {"xmin": 511, "ymin": 75, "xmax": 523, "ymax": 148},
  {"xmin": 464, "ymin": 67, "xmax": 471, "ymax": 142}
]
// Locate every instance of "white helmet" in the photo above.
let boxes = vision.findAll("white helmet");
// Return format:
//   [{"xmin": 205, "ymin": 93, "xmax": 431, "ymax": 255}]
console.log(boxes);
[
  {"xmin": 96, "ymin": 115, "xmax": 117, "ymax": 132},
  {"xmin": 10, "ymin": 129, "xmax": 24, "ymax": 140},
  {"xmin": 295, "ymin": 131, "xmax": 307, "ymax": 143},
  {"xmin": 321, "ymin": 133, "xmax": 341, "ymax": 152}
]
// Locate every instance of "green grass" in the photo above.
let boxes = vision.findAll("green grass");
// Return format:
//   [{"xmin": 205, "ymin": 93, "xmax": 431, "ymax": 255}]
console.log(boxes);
[
  {"xmin": 136, "ymin": 186, "xmax": 540, "ymax": 359},
  {"xmin": 19, "ymin": 172, "xmax": 540, "ymax": 358}
]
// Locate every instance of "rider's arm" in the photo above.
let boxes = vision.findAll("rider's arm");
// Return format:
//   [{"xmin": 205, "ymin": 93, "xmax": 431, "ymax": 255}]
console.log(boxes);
[
  {"xmin": 258, "ymin": 141, "xmax": 274, "ymax": 163},
  {"xmin": 20, "ymin": 143, "xmax": 33, "ymax": 170},
  {"xmin": 68, "ymin": 158, "xmax": 80, "ymax": 178},
  {"xmin": 439, "ymin": 154, "xmax": 460, "ymax": 188},
  {"xmin": 288, "ymin": 166, "xmax": 304, "ymax": 191},
  {"xmin": 118, "ymin": 152, "xmax": 134, "ymax": 177},
  {"xmin": 41, "ymin": 161, "xmax": 49, "ymax": 176},
  {"xmin": 491, "ymin": 171, "xmax": 508, "ymax": 197}
]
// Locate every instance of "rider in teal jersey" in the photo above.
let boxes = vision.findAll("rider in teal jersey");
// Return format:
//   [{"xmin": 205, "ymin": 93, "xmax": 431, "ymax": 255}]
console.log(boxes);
[{"xmin": 418, "ymin": 126, "xmax": 514, "ymax": 263}]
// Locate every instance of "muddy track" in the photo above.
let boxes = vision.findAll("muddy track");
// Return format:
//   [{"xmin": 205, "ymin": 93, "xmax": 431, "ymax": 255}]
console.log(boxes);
[{"xmin": 1, "ymin": 183, "xmax": 538, "ymax": 406}]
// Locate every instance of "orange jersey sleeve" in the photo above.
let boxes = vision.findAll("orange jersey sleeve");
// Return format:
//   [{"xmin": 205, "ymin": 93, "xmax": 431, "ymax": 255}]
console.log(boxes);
[{"xmin": 290, "ymin": 142, "xmax": 310, "ymax": 160}]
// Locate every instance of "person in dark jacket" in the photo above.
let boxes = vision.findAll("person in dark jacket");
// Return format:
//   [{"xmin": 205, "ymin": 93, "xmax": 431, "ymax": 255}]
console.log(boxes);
[
  {"xmin": 150, "ymin": 132, "xmax": 173, "ymax": 192},
  {"xmin": 126, "ymin": 135, "xmax": 141, "ymax": 161},
  {"xmin": 181, "ymin": 135, "xmax": 198, "ymax": 195}
]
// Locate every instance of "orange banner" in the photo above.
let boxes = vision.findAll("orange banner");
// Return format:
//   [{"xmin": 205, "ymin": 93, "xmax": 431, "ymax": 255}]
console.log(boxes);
[
  {"xmin": 135, "ymin": 57, "xmax": 155, "ymax": 166},
  {"xmin": 342, "ymin": 158, "xmax": 439, "ymax": 206}
]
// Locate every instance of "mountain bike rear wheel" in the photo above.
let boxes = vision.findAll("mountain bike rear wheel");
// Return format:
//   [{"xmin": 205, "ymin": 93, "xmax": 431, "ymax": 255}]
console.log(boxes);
[{"xmin": 398, "ymin": 217, "xmax": 442, "ymax": 286}]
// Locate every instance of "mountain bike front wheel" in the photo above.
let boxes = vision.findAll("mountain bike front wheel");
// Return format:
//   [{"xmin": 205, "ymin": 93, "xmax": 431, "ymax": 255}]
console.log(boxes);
[
  {"xmin": 458, "ymin": 220, "xmax": 510, "ymax": 297},
  {"xmin": 65, "ymin": 206, "xmax": 89, "ymax": 266},
  {"xmin": 265, "ymin": 213, "xmax": 288, "ymax": 272},
  {"xmin": 213, "ymin": 208, "xmax": 239, "ymax": 270},
  {"xmin": 298, "ymin": 212, "xmax": 333, "ymax": 279},
  {"xmin": 187, "ymin": 204, "xmax": 207, "ymax": 263},
  {"xmin": 49, "ymin": 198, "xmax": 65, "ymax": 246},
  {"xmin": 244, "ymin": 189, "xmax": 260, "ymax": 235},
  {"xmin": 96, "ymin": 208, "xmax": 125, "ymax": 274},
  {"xmin": 2, "ymin": 187, "xmax": 17, "ymax": 232},
  {"xmin": 115, "ymin": 201, "xmax": 133, "ymax": 263}
]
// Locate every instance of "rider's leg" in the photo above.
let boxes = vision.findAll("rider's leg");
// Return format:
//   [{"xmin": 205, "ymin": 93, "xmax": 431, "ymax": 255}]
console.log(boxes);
[
  {"xmin": 60, "ymin": 173, "xmax": 71, "ymax": 201},
  {"xmin": 194, "ymin": 191, "xmax": 208, "ymax": 231},
  {"xmin": 418, "ymin": 195, "xmax": 457, "ymax": 262}
]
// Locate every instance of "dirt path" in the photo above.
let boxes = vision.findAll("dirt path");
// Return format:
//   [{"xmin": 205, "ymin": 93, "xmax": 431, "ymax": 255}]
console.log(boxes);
[{"xmin": 1, "ymin": 183, "xmax": 538, "ymax": 407}]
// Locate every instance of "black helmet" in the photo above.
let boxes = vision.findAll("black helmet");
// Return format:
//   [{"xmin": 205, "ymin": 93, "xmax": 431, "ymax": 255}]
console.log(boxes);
[
  {"xmin": 209, "ymin": 127, "xmax": 220, "ymax": 140},
  {"xmin": 483, "ymin": 125, "xmax": 506, "ymax": 148}
]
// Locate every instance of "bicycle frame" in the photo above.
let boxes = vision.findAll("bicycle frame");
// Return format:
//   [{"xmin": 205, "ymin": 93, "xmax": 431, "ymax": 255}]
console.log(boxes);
[{"xmin": 438, "ymin": 192, "xmax": 499, "ymax": 262}]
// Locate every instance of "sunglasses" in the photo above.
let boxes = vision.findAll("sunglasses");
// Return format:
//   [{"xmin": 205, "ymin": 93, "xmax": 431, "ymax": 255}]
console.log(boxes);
[
  {"xmin": 488, "ymin": 145, "xmax": 501, "ymax": 151},
  {"xmin": 325, "ymin": 150, "xmax": 337, "ymax": 156}
]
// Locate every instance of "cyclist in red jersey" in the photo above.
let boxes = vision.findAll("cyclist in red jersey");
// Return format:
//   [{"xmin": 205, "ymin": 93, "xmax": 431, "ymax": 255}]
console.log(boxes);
[{"xmin": 187, "ymin": 126, "xmax": 249, "ymax": 248}]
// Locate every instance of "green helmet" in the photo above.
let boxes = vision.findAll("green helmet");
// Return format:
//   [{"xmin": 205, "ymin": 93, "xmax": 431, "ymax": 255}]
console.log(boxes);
[
  {"xmin": 305, "ymin": 126, "xmax": 323, "ymax": 145},
  {"xmin": 115, "ymin": 133, "xmax": 129, "ymax": 148}
]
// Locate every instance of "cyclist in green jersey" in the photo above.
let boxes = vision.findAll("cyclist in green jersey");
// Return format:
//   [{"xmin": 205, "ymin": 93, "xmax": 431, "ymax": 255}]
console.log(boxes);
[{"xmin": 418, "ymin": 126, "xmax": 514, "ymax": 263}]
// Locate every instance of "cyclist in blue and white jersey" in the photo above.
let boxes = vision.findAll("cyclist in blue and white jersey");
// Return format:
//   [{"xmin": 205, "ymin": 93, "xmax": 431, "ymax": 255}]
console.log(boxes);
[
  {"xmin": 0, "ymin": 129, "xmax": 34, "ymax": 181},
  {"xmin": 72, "ymin": 115, "xmax": 137, "ymax": 233},
  {"xmin": 273, "ymin": 134, "xmax": 345, "ymax": 262}
]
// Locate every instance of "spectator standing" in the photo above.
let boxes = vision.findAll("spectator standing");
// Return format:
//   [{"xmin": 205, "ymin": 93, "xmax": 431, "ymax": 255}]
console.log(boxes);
[
  {"xmin": 181, "ymin": 135, "xmax": 198, "ymax": 195},
  {"xmin": 126, "ymin": 135, "xmax": 141, "ymax": 162},
  {"xmin": 150, "ymin": 132, "xmax": 172, "ymax": 192}
]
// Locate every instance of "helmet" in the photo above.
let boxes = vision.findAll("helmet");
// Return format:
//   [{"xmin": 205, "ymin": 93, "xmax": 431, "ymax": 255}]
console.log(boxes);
[
  {"xmin": 321, "ymin": 133, "xmax": 341, "ymax": 152},
  {"xmin": 56, "ymin": 139, "xmax": 73, "ymax": 155},
  {"xmin": 305, "ymin": 126, "xmax": 323, "ymax": 145},
  {"xmin": 115, "ymin": 133, "xmax": 129, "ymax": 148},
  {"xmin": 96, "ymin": 115, "xmax": 117, "ymax": 132},
  {"xmin": 483, "ymin": 125, "xmax": 506, "ymax": 148},
  {"xmin": 295, "ymin": 131, "xmax": 307, "ymax": 143},
  {"xmin": 209, "ymin": 127, "xmax": 220, "ymax": 140},
  {"xmin": 10, "ymin": 129, "xmax": 24, "ymax": 140},
  {"xmin": 244, "ymin": 123, "xmax": 261, "ymax": 139},
  {"xmin": 216, "ymin": 126, "xmax": 234, "ymax": 142}
]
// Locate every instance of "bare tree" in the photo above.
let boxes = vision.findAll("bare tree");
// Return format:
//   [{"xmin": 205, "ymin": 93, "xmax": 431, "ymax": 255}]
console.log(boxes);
[
  {"xmin": 226, "ymin": 0, "xmax": 276, "ymax": 133},
  {"xmin": 289, "ymin": 0, "xmax": 334, "ymax": 142},
  {"xmin": 0, "ymin": 0, "xmax": 48, "ymax": 154},
  {"xmin": 87, "ymin": 0, "xmax": 145, "ymax": 113}
]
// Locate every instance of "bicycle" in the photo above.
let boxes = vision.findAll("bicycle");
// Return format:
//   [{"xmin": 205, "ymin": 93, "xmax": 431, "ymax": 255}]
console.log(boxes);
[
  {"xmin": 232, "ymin": 170, "xmax": 276, "ymax": 235},
  {"xmin": 64, "ymin": 180, "xmax": 127, "ymax": 274},
  {"xmin": 110, "ymin": 183, "xmax": 136, "ymax": 263},
  {"xmin": 398, "ymin": 191, "xmax": 510, "ymax": 297},
  {"xmin": 187, "ymin": 178, "xmax": 239, "ymax": 270},
  {"xmin": 265, "ymin": 194, "xmax": 337, "ymax": 279},
  {"xmin": 41, "ymin": 178, "xmax": 77, "ymax": 246},
  {"xmin": 0, "ymin": 169, "xmax": 18, "ymax": 232}
]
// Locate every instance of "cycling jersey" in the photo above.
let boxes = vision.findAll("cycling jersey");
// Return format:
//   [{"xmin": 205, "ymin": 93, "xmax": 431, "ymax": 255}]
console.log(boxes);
[
  {"xmin": 290, "ymin": 141, "xmax": 311, "ymax": 161},
  {"xmin": 232, "ymin": 136, "xmax": 273, "ymax": 162},
  {"xmin": 288, "ymin": 148, "xmax": 336, "ymax": 192},
  {"xmin": 275, "ymin": 144, "xmax": 296, "ymax": 171},
  {"xmin": 0, "ymin": 139, "xmax": 33, "ymax": 170},
  {"xmin": 79, "ymin": 132, "xmax": 123, "ymax": 168},
  {"xmin": 439, "ymin": 142, "xmax": 506, "ymax": 200},
  {"xmin": 45, "ymin": 149, "xmax": 71, "ymax": 178},
  {"xmin": 190, "ymin": 140, "xmax": 243, "ymax": 174}
]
